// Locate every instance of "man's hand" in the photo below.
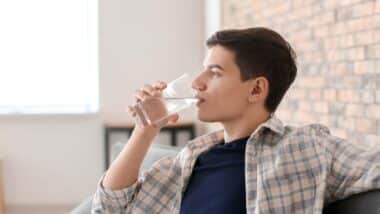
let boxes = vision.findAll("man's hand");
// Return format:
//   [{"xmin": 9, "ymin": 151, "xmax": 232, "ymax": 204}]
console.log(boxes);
[{"xmin": 127, "ymin": 81, "xmax": 179, "ymax": 131}]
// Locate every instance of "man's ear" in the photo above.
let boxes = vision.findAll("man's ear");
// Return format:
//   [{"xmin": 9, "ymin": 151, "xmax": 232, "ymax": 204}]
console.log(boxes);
[{"xmin": 248, "ymin": 77, "xmax": 268, "ymax": 103}]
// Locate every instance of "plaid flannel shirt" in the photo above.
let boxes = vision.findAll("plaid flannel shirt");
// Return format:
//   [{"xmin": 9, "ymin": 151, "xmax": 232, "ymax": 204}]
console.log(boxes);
[{"xmin": 92, "ymin": 115, "xmax": 380, "ymax": 213}]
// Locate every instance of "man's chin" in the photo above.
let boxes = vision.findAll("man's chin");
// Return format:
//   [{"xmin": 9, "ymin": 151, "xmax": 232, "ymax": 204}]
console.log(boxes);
[{"xmin": 197, "ymin": 114, "xmax": 219, "ymax": 123}]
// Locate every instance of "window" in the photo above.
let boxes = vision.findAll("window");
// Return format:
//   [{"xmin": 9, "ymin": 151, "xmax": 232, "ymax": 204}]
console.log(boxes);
[{"xmin": 0, "ymin": 0, "xmax": 98, "ymax": 114}]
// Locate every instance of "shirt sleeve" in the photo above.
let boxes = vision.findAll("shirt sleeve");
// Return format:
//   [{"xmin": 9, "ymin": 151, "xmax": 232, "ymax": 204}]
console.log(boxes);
[
  {"xmin": 326, "ymin": 133, "xmax": 380, "ymax": 201},
  {"xmin": 90, "ymin": 173, "xmax": 140, "ymax": 214},
  {"xmin": 90, "ymin": 155, "xmax": 177, "ymax": 214}
]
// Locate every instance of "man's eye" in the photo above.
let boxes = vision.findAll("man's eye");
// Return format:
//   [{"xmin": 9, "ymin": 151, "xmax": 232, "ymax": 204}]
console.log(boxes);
[{"xmin": 210, "ymin": 69, "xmax": 221, "ymax": 76}]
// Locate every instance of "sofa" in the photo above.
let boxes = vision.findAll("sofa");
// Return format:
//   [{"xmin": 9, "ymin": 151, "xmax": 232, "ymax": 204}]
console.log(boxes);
[
  {"xmin": 70, "ymin": 142, "xmax": 181, "ymax": 214},
  {"xmin": 322, "ymin": 189, "xmax": 380, "ymax": 213},
  {"xmin": 71, "ymin": 143, "xmax": 380, "ymax": 213}
]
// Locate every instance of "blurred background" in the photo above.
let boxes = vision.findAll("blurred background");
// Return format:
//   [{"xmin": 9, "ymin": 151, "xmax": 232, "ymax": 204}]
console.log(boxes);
[{"xmin": 0, "ymin": 0, "xmax": 379, "ymax": 213}]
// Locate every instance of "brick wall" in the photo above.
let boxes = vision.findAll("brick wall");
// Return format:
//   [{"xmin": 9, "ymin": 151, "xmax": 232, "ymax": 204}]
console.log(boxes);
[{"xmin": 221, "ymin": 0, "xmax": 380, "ymax": 146}]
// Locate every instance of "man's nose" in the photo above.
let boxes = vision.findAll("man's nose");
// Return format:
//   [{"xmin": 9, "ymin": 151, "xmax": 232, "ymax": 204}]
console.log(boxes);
[{"xmin": 191, "ymin": 73, "xmax": 206, "ymax": 91}]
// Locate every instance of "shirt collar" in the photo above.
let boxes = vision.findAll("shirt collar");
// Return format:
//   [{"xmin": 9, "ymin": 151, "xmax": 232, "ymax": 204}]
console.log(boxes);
[
  {"xmin": 189, "ymin": 114, "xmax": 285, "ymax": 149},
  {"xmin": 254, "ymin": 113, "xmax": 285, "ymax": 137}
]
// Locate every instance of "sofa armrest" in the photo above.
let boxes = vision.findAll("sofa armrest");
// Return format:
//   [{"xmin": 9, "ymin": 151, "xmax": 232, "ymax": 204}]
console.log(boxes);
[
  {"xmin": 323, "ymin": 190, "xmax": 380, "ymax": 214},
  {"xmin": 70, "ymin": 196, "xmax": 93, "ymax": 214}
]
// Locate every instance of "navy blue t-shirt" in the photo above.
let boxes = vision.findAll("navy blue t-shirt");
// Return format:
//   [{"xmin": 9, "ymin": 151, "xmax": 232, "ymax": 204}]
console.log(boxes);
[{"xmin": 180, "ymin": 136, "xmax": 249, "ymax": 214}]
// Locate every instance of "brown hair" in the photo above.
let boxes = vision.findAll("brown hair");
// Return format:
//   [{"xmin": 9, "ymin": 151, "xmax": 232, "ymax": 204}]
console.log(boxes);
[{"xmin": 206, "ymin": 27, "xmax": 297, "ymax": 113}]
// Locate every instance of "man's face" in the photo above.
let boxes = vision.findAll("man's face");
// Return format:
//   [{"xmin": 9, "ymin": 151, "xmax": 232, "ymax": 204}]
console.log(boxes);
[{"xmin": 192, "ymin": 45, "xmax": 255, "ymax": 123}]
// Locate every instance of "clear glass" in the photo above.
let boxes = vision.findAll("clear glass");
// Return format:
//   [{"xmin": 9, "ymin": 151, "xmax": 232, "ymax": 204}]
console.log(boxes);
[{"xmin": 131, "ymin": 73, "xmax": 198, "ymax": 128}]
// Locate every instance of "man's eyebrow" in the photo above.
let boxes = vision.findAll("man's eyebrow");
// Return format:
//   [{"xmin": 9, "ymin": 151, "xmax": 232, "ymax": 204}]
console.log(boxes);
[{"xmin": 205, "ymin": 64, "xmax": 225, "ymax": 71}]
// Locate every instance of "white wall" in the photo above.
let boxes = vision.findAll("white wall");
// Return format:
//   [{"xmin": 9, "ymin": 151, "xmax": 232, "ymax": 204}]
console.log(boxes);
[
  {"xmin": 205, "ymin": 0, "xmax": 222, "ymax": 39},
  {"xmin": 0, "ymin": 115, "xmax": 103, "ymax": 206},
  {"xmin": 1, "ymin": 0, "xmax": 204, "ymax": 206},
  {"xmin": 99, "ymin": 0, "xmax": 204, "ymax": 123}
]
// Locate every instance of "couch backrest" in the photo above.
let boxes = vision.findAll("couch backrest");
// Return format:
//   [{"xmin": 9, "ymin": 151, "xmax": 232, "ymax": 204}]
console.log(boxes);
[{"xmin": 111, "ymin": 142, "xmax": 182, "ymax": 173}]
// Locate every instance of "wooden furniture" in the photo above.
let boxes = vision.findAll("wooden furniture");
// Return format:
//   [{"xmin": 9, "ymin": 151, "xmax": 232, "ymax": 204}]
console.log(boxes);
[{"xmin": 104, "ymin": 122, "xmax": 195, "ymax": 170}]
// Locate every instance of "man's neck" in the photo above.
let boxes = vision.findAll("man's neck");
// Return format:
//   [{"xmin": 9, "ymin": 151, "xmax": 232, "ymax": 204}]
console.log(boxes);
[{"xmin": 222, "ymin": 112, "xmax": 271, "ymax": 143}]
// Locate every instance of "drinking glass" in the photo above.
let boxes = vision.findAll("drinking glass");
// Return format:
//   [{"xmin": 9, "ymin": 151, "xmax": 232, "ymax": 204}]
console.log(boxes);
[{"xmin": 131, "ymin": 73, "xmax": 198, "ymax": 128}]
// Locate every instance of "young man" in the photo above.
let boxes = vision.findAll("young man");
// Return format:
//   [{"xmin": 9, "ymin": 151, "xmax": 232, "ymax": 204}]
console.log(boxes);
[{"xmin": 92, "ymin": 28, "xmax": 380, "ymax": 213}]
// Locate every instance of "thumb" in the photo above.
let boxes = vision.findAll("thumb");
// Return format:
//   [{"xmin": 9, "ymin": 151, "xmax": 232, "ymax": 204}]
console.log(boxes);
[{"xmin": 167, "ymin": 113, "xmax": 179, "ymax": 124}]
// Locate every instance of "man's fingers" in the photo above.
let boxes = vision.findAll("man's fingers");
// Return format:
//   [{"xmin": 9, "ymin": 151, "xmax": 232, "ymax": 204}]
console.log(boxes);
[
  {"xmin": 167, "ymin": 114, "xmax": 179, "ymax": 124},
  {"xmin": 126, "ymin": 106, "xmax": 136, "ymax": 117},
  {"xmin": 142, "ymin": 84, "xmax": 155, "ymax": 96},
  {"xmin": 152, "ymin": 81, "xmax": 167, "ymax": 90},
  {"xmin": 134, "ymin": 90, "xmax": 144, "ymax": 102},
  {"xmin": 134, "ymin": 82, "xmax": 165, "ymax": 102}
]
